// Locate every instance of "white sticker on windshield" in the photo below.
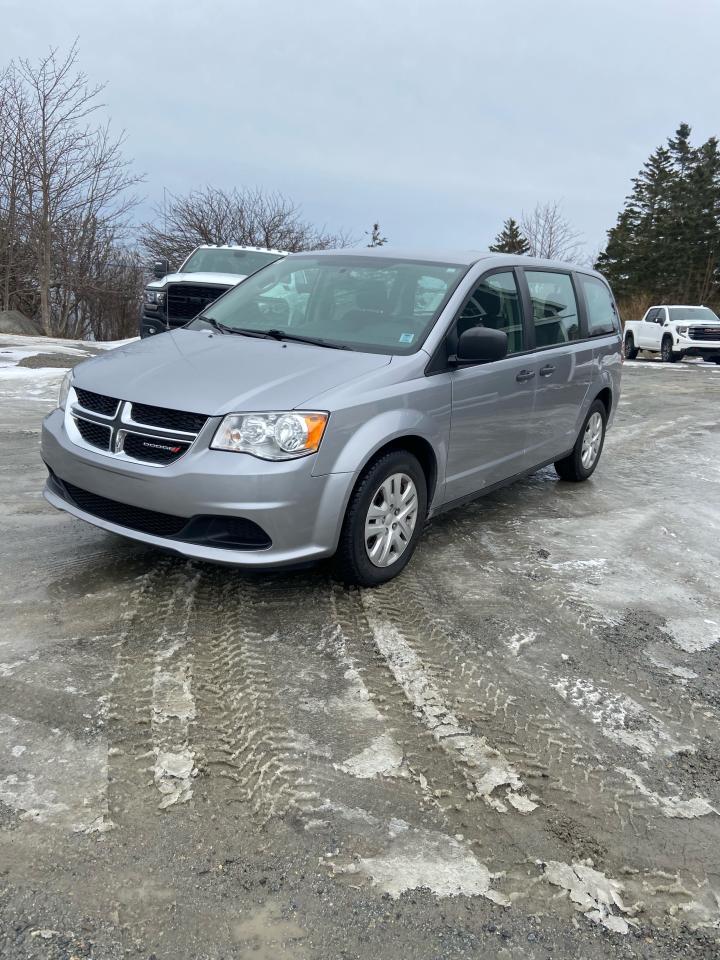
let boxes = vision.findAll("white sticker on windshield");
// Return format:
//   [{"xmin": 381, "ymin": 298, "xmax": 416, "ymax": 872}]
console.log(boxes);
[{"xmin": 399, "ymin": 332, "xmax": 414, "ymax": 344}]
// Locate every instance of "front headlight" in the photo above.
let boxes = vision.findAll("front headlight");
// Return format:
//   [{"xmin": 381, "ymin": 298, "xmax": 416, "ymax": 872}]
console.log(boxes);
[
  {"xmin": 58, "ymin": 370, "xmax": 73, "ymax": 410},
  {"xmin": 677, "ymin": 325, "xmax": 688, "ymax": 335},
  {"xmin": 143, "ymin": 288, "xmax": 165, "ymax": 305},
  {"xmin": 211, "ymin": 411, "xmax": 328, "ymax": 460}
]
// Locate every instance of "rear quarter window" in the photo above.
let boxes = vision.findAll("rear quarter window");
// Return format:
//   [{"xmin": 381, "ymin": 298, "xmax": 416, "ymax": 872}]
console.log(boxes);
[{"xmin": 577, "ymin": 274, "xmax": 619, "ymax": 336}]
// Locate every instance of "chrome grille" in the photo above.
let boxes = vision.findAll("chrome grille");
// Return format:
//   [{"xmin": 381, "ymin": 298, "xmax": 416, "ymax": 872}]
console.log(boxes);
[
  {"xmin": 67, "ymin": 388, "xmax": 208, "ymax": 467},
  {"xmin": 687, "ymin": 327, "xmax": 720, "ymax": 342}
]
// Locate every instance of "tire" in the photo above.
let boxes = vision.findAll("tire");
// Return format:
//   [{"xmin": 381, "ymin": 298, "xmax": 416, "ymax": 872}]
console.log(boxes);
[
  {"xmin": 554, "ymin": 400, "xmax": 607, "ymax": 483},
  {"xmin": 623, "ymin": 334, "xmax": 639, "ymax": 360},
  {"xmin": 334, "ymin": 450, "xmax": 428, "ymax": 587},
  {"xmin": 661, "ymin": 336, "xmax": 680, "ymax": 363}
]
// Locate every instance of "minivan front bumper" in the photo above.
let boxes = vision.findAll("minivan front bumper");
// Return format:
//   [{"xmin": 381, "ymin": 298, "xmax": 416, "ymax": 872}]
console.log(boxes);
[{"xmin": 41, "ymin": 408, "xmax": 353, "ymax": 567}]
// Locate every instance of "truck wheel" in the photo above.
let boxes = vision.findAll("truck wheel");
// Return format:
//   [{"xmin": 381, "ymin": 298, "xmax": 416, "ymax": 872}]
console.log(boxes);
[
  {"xmin": 554, "ymin": 400, "xmax": 607, "ymax": 483},
  {"xmin": 661, "ymin": 336, "xmax": 679, "ymax": 362},
  {"xmin": 334, "ymin": 450, "xmax": 427, "ymax": 587},
  {"xmin": 623, "ymin": 334, "xmax": 639, "ymax": 360}
]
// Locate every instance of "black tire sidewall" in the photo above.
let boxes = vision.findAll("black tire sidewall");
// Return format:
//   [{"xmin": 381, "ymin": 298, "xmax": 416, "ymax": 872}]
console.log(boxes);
[
  {"xmin": 337, "ymin": 451, "xmax": 428, "ymax": 586},
  {"xmin": 556, "ymin": 400, "xmax": 608, "ymax": 482},
  {"xmin": 574, "ymin": 401, "xmax": 607, "ymax": 479},
  {"xmin": 661, "ymin": 337, "xmax": 673, "ymax": 362}
]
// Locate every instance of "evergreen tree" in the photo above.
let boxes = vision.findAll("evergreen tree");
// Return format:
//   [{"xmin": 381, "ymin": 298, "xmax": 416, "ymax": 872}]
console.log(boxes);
[
  {"xmin": 366, "ymin": 222, "xmax": 387, "ymax": 247},
  {"xmin": 597, "ymin": 123, "xmax": 720, "ymax": 309},
  {"xmin": 489, "ymin": 217, "xmax": 530, "ymax": 255}
]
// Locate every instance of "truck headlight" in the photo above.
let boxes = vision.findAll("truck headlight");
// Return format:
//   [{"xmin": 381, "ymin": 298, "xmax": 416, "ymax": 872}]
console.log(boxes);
[
  {"xmin": 143, "ymin": 289, "xmax": 165, "ymax": 305},
  {"xmin": 58, "ymin": 370, "xmax": 73, "ymax": 411},
  {"xmin": 677, "ymin": 326, "xmax": 688, "ymax": 335},
  {"xmin": 211, "ymin": 411, "xmax": 328, "ymax": 460}
]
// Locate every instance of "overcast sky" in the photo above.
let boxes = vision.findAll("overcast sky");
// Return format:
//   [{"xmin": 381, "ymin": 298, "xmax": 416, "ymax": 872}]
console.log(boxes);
[{"xmin": 2, "ymin": 0, "xmax": 719, "ymax": 257}]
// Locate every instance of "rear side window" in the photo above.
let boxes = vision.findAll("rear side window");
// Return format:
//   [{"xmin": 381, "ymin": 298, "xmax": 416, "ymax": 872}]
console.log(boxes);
[
  {"xmin": 577, "ymin": 274, "xmax": 618, "ymax": 336},
  {"xmin": 456, "ymin": 271, "xmax": 524, "ymax": 353},
  {"xmin": 525, "ymin": 271, "xmax": 580, "ymax": 347}
]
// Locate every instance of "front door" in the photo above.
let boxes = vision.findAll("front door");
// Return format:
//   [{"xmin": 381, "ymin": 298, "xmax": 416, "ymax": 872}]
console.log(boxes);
[{"xmin": 445, "ymin": 270, "xmax": 535, "ymax": 502}]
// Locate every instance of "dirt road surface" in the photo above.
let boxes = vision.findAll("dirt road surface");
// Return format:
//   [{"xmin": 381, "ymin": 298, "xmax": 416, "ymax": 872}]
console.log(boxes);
[{"xmin": 1, "ymin": 337, "xmax": 719, "ymax": 959}]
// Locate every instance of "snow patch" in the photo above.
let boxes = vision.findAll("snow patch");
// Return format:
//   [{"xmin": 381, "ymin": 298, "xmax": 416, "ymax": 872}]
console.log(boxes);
[
  {"xmin": 618, "ymin": 768, "xmax": 718, "ymax": 819},
  {"xmin": 540, "ymin": 859, "xmax": 638, "ymax": 934},
  {"xmin": 666, "ymin": 617, "xmax": 720, "ymax": 653},
  {"xmin": 336, "ymin": 733, "xmax": 408, "ymax": 779},
  {"xmin": 363, "ymin": 607, "xmax": 535, "ymax": 812},
  {"xmin": 336, "ymin": 824, "xmax": 509, "ymax": 903},
  {"xmin": 551, "ymin": 676, "xmax": 688, "ymax": 756}
]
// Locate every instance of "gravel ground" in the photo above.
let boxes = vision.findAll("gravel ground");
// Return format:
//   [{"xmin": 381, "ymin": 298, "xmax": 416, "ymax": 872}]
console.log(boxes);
[{"xmin": 1, "ymin": 337, "xmax": 719, "ymax": 959}]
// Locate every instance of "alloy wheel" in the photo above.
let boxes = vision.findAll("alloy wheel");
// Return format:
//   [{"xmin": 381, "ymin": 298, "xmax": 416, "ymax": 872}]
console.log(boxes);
[
  {"xmin": 581, "ymin": 412, "xmax": 603, "ymax": 469},
  {"xmin": 364, "ymin": 472, "xmax": 418, "ymax": 567}
]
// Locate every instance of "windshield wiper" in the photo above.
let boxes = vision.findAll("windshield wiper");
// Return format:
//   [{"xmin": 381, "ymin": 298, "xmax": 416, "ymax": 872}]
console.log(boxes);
[
  {"xmin": 198, "ymin": 317, "xmax": 271, "ymax": 339},
  {"xmin": 265, "ymin": 329, "xmax": 352, "ymax": 350},
  {"xmin": 197, "ymin": 314, "xmax": 229, "ymax": 335}
]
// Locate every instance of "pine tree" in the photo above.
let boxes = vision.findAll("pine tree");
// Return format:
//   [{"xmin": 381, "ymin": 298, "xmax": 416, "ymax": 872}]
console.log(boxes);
[
  {"xmin": 597, "ymin": 123, "xmax": 720, "ymax": 310},
  {"xmin": 366, "ymin": 222, "xmax": 387, "ymax": 247},
  {"xmin": 489, "ymin": 217, "xmax": 530, "ymax": 255}
]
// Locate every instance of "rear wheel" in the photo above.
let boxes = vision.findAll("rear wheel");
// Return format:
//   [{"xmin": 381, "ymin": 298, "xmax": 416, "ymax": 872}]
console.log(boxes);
[
  {"xmin": 334, "ymin": 450, "xmax": 428, "ymax": 586},
  {"xmin": 554, "ymin": 400, "xmax": 607, "ymax": 483},
  {"xmin": 624, "ymin": 334, "xmax": 639, "ymax": 360}
]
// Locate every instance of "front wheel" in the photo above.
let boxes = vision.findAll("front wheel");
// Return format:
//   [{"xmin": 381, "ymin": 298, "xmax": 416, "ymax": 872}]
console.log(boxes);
[
  {"xmin": 554, "ymin": 400, "xmax": 607, "ymax": 483},
  {"xmin": 334, "ymin": 450, "xmax": 428, "ymax": 586},
  {"xmin": 661, "ymin": 336, "xmax": 680, "ymax": 363}
]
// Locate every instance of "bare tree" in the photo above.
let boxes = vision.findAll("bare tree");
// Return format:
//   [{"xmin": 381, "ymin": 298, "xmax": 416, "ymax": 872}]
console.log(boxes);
[
  {"xmin": 14, "ymin": 42, "xmax": 142, "ymax": 334},
  {"xmin": 0, "ymin": 65, "xmax": 35, "ymax": 315},
  {"xmin": 140, "ymin": 187, "xmax": 349, "ymax": 270},
  {"xmin": 520, "ymin": 201, "xmax": 583, "ymax": 262}
]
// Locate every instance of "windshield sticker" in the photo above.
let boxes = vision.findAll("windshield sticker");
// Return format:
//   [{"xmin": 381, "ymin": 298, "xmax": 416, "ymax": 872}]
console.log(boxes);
[{"xmin": 399, "ymin": 333, "xmax": 415, "ymax": 344}]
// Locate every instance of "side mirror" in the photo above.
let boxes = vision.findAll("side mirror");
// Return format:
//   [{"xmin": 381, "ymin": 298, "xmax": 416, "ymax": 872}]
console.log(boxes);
[
  {"xmin": 153, "ymin": 258, "xmax": 170, "ymax": 279},
  {"xmin": 454, "ymin": 326, "xmax": 508, "ymax": 365}
]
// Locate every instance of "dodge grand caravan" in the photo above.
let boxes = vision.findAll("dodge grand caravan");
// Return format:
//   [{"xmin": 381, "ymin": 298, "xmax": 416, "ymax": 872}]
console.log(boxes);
[{"xmin": 42, "ymin": 249, "xmax": 622, "ymax": 586}]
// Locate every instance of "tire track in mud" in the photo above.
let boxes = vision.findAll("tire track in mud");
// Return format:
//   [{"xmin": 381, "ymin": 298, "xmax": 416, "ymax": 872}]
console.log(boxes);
[
  {"xmin": 363, "ymin": 559, "xmax": 720, "ymax": 925},
  {"xmin": 189, "ymin": 571, "xmax": 323, "ymax": 822},
  {"xmin": 106, "ymin": 559, "xmax": 199, "ymax": 826}
]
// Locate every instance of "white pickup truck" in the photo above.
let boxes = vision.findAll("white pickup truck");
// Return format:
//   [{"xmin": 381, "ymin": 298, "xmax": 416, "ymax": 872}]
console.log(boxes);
[
  {"xmin": 623, "ymin": 305, "xmax": 720, "ymax": 364},
  {"xmin": 140, "ymin": 244, "xmax": 287, "ymax": 338}
]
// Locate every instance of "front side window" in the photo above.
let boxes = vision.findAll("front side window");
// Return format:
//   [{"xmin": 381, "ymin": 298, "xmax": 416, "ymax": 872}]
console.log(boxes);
[
  {"xmin": 456, "ymin": 271, "xmax": 524, "ymax": 353},
  {"xmin": 525, "ymin": 271, "xmax": 580, "ymax": 347},
  {"xmin": 190, "ymin": 255, "xmax": 466, "ymax": 354},
  {"xmin": 577, "ymin": 274, "xmax": 618, "ymax": 336}
]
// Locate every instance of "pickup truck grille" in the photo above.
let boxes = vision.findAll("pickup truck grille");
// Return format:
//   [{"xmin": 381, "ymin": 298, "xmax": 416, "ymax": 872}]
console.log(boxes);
[
  {"xmin": 166, "ymin": 283, "xmax": 231, "ymax": 322},
  {"xmin": 69, "ymin": 389, "xmax": 209, "ymax": 466},
  {"xmin": 687, "ymin": 327, "xmax": 720, "ymax": 342}
]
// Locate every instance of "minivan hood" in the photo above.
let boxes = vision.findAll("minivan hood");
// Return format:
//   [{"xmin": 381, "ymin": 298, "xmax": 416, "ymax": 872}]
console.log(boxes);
[{"xmin": 73, "ymin": 329, "xmax": 391, "ymax": 415}]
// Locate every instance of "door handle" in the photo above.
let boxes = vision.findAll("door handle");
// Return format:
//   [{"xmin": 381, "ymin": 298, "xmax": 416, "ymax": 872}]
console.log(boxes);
[
  {"xmin": 539, "ymin": 364, "xmax": 556, "ymax": 377},
  {"xmin": 515, "ymin": 369, "xmax": 535, "ymax": 382}
]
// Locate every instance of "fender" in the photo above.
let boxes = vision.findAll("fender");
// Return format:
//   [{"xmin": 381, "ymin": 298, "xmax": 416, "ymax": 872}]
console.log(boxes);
[{"xmin": 312, "ymin": 402, "xmax": 450, "ymax": 509}]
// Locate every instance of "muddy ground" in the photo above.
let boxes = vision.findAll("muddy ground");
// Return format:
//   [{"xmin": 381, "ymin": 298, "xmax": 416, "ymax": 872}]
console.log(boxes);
[{"xmin": 1, "ymin": 339, "xmax": 719, "ymax": 959}]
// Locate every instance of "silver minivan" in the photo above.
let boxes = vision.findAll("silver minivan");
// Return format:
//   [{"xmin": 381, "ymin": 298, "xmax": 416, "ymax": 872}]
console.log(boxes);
[{"xmin": 42, "ymin": 249, "xmax": 622, "ymax": 586}]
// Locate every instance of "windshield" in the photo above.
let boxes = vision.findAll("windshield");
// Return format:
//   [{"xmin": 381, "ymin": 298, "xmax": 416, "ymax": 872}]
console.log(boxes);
[
  {"xmin": 668, "ymin": 306, "xmax": 719, "ymax": 323},
  {"xmin": 180, "ymin": 248, "xmax": 283, "ymax": 276},
  {"xmin": 188, "ymin": 255, "xmax": 466, "ymax": 354}
]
